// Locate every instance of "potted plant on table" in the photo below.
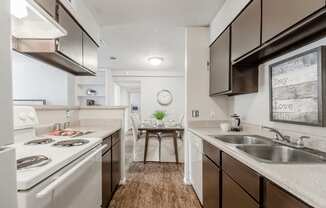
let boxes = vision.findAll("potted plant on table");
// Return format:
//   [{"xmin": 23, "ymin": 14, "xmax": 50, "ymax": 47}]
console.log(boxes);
[{"xmin": 153, "ymin": 111, "xmax": 166, "ymax": 126}]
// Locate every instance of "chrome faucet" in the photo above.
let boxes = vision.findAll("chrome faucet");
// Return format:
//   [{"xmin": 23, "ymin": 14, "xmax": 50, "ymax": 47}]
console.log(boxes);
[
  {"xmin": 262, "ymin": 126, "xmax": 310, "ymax": 148},
  {"xmin": 262, "ymin": 126, "xmax": 290, "ymax": 142}
]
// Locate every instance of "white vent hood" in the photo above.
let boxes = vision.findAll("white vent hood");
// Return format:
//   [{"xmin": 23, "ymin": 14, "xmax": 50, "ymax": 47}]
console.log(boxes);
[{"xmin": 11, "ymin": 0, "xmax": 67, "ymax": 39}]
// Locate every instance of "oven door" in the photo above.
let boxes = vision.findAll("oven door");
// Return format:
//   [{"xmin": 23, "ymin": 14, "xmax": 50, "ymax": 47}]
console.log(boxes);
[{"xmin": 30, "ymin": 145, "xmax": 105, "ymax": 208}]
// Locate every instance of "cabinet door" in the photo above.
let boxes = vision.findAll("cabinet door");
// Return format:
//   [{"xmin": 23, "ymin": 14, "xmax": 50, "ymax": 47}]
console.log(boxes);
[
  {"xmin": 102, "ymin": 149, "xmax": 112, "ymax": 208},
  {"xmin": 34, "ymin": 0, "xmax": 56, "ymax": 17},
  {"xmin": 262, "ymin": 0, "xmax": 325, "ymax": 43},
  {"xmin": 231, "ymin": 0, "xmax": 261, "ymax": 61},
  {"xmin": 203, "ymin": 155, "xmax": 220, "ymax": 208},
  {"xmin": 265, "ymin": 181, "xmax": 311, "ymax": 208},
  {"xmin": 222, "ymin": 172, "xmax": 259, "ymax": 208},
  {"xmin": 209, "ymin": 27, "xmax": 231, "ymax": 95},
  {"xmin": 83, "ymin": 32, "xmax": 98, "ymax": 72},
  {"xmin": 112, "ymin": 140, "xmax": 121, "ymax": 192},
  {"xmin": 57, "ymin": 4, "xmax": 83, "ymax": 65}
]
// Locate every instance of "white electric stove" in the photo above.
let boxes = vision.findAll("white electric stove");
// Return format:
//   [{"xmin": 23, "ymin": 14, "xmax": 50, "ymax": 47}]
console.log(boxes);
[{"xmin": 12, "ymin": 106, "xmax": 104, "ymax": 208}]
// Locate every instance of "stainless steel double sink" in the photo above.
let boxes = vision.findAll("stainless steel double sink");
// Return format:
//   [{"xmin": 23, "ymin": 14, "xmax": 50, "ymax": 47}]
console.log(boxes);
[{"xmin": 212, "ymin": 135, "xmax": 326, "ymax": 164}]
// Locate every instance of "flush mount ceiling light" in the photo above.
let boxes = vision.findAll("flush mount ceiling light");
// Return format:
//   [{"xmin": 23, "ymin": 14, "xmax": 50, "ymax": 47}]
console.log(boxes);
[{"xmin": 148, "ymin": 57, "xmax": 164, "ymax": 66}]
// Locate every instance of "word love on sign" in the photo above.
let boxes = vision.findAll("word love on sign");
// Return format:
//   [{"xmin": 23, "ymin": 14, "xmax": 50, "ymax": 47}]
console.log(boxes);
[{"xmin": 270, "ymin": 47, "xmax": 322, "ymax": 126}]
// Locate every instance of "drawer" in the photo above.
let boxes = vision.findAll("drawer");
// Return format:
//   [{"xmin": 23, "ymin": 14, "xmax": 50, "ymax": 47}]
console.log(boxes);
[
  {"xmin": 222, "ymin": 172, "xmax": 259, "ymax": 208},
  {"xmin": 203, "ymin": 140, "xmax": 220, "ymax": 166},
  {"xmin": 222, "ymin": 153, "xmax": 261, "ymax": 202},
  {"xmin": 265, "ymin": 181, "xmax": 311, "ymax": 208}
]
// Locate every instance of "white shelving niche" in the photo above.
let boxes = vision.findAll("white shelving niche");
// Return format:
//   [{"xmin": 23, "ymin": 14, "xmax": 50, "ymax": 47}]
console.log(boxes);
[{"xmin": 75, "ymin": 70, "xmax": 109, "ymax": 106}]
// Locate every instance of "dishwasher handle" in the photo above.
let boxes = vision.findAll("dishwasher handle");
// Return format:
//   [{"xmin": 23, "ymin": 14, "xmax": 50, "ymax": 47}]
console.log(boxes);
[{"xmin": 36, "ymin": 144, "xmax": 107, "ymax": 199}]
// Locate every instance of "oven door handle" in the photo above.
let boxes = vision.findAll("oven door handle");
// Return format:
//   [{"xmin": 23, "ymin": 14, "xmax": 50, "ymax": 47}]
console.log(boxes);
[{"xmin": 36, "ymin": 144, "xmax": 107, "ymax": 199}]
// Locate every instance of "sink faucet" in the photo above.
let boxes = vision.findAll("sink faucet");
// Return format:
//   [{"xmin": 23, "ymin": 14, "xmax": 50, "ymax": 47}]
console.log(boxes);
[
  {"xmin": 262, "ymin": 126, "xmax": 311, "ymax": 149},
  {"xmin": 261, "ymin": 126, "xmax": 291, "ymax": 142}
]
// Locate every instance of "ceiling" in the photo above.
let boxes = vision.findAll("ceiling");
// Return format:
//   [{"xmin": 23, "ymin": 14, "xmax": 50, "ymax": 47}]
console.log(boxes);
[
  {"xmin": 83, "ymin": 0, "xmax": 226, "ymax": 71},
  {"xmin": 98, "ymin": 25, "xmax": 186, "ymax": 71}
]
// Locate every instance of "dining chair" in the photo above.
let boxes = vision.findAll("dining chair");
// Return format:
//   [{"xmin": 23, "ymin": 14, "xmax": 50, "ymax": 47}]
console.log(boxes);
[
  {"xmin": 130, "ymin": 115, "xmax": 162, "ymax": 161},
  {"xmin": 130, "ymin": 115, "xmax": 140, "ymax": 141}
]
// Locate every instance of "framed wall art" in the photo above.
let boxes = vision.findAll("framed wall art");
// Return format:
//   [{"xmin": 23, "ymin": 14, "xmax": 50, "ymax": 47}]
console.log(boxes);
[{"xmin": 269, "ymin": 46, "xmax": 326, "ymax": 126}]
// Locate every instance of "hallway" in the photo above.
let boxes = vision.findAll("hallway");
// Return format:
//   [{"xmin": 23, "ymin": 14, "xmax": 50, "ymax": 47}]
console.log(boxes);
[{"xmin": 109, "ymin": 163, "xmax": 201, "ymax": 208}]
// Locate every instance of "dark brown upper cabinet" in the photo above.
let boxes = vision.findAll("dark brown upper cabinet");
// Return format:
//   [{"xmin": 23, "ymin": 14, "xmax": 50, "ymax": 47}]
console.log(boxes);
[
  {"xmin": 231, "ymin": 0, "xmax": 261, "ymax": 61},
  {"xmin": 209, "ymin": 27, "xmax": 231, "ymax": 95},
  {"xmin": 57, "ymin": 4, "xmax": 84, "ymax": 65},
  {"xmin": 34, "ymin": 0, "xmax": 56, "ymax": 17},
  {"xmin": 262, "ymin": 0, "xmax": 325, "ymax": 43},
  {"xmin": 83, "ymin": 32, "xmax": 98, "ymax": 72}
]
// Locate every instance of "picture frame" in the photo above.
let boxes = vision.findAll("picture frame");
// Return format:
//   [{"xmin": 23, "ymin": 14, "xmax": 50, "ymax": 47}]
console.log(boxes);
[{"xmin": 269, "ymin": 46, "xmax": 326, "ymax": 126}]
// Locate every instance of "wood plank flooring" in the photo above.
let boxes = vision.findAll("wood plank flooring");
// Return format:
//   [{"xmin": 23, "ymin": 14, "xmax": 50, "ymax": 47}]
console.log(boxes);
[{"xmin": 109, "ymin": 162, "xmax": 202, "ymax": 208}]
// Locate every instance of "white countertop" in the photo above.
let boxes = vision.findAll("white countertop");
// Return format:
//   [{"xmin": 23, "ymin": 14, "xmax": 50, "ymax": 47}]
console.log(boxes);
[
  {"xmin": 20, "ymin": 105, "xmax": 128, "ymax": 111},
  {"xmin": 188, "ymin": 127, "xmax": 326, "ymax": 208},
  {"xmin": 68, "ymin": 125, "xmax": 122, "ymax": 140}
]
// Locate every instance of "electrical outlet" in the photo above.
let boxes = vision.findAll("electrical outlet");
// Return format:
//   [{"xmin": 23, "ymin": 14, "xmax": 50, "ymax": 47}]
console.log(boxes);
[{"xmin": 192, "ymin": 110, "xmax": 200, "ymax": 118}]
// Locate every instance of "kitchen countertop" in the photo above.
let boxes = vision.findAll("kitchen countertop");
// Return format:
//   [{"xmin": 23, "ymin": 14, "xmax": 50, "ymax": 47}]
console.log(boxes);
[
  {"xmin": 23, "ymin": 105, "xmax": 128, "ymax": 111},
  {"xmin": 79, "ymin": 106, "xmax": 128, "ymax": 110},
  {"xmin": 69, "ymin": 124, "xmax": 122, "ymax": 140},
  {"xmin": 188, "ymin": 127, "xmax": 326, "ymax": 208},
  {"xmin": 36, "ymin": 119, "xmax": 122, "ymax": 141}
]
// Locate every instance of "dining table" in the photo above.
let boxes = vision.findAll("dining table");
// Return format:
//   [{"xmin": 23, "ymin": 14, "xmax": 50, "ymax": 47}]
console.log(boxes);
[{"xmin": 138, "ymin": 124, "xmax": 184, "ymax": 164}]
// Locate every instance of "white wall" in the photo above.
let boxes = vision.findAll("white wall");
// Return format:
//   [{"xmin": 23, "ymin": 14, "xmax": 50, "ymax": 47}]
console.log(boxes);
[
  {"xmin": 186, "ymin": 27, "xmax": 229, "ymax": 122},
  {"xmin": 113, "ymin": 76, "xmax": 185, "ymax": 120},
  {"xmin": 120, "ymin": 87, "xmax": 129, "ymax": 106},
  {"xmin": 140, "ymin": 77, "xmax": 184, "ymax": 120},
  {"xmin": 105, "ymin": 69, "xmax": 115, "ymax": 105},
  {"xmin": 113, "ymin": 83, "xmax": 121, "ymax": 106},
  {"xmin": 209, "ymin": 0, "xmax": 250, "ymax": 44},
  {"xmin": 12, "ymin": 51, "xmax": 75, "ymax": 105},
  {"xmin": 230, "ymin": 37, "xmax": 326, "ymax": 136}
]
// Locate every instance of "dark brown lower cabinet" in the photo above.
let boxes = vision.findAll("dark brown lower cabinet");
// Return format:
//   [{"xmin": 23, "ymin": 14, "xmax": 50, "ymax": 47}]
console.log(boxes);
[
  {"xmin": 203, "ymin": 155, "xmax": 220, "ymax": 208},
  {"xmin": 102, "ymin": 147, "xmax": 112, "ymax": 208},
  {"xmin": 112, "ymin": 137, "xmax": 121, "ymax": 192},
  {"xmin": 101, "ymin": 130, "xmax": 121, "ymax": 208},
  {"xmin": 222, "ymin": 172, "xmax": 259, "ymax": 208},
  {"xmin": 265, "ymin": 181, "xmax": 311, "ymax": 208},
  {"xmin": 222, "ymin": 153, "xmax": 261, "ymax": 202}
]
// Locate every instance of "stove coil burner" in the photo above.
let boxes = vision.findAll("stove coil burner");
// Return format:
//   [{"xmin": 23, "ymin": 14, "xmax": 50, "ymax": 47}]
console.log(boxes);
[
  {"xmin": 25, "ymin": 138, "xmax": 55, "ymax": 145},
  {"xmin": 17, "ymin": 155, "xmax": 51, "ymax": 170},
  {"xmin": 53, "ymin": 139, "xmax": 90, "ymax": 147}
]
